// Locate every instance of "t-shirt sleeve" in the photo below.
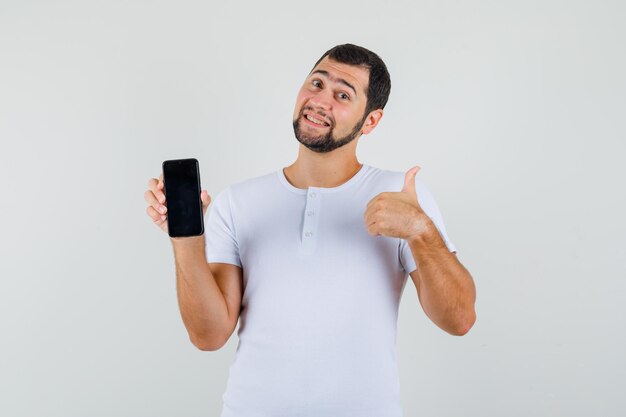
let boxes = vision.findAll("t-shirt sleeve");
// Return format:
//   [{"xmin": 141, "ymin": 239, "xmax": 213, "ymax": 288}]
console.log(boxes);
[
  {"xmin": 204, "ymin": 187, "xmax": 242, "ymax": 267},
  {"xmin": 399, "ymin": 179, "xmax": 456, "ymax": 275}
]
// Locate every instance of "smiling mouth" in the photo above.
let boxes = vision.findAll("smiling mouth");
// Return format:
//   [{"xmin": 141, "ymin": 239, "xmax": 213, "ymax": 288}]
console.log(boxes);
[{"xmin": 303, "ymin": 114, "xmax": 330, "ymax": 128}]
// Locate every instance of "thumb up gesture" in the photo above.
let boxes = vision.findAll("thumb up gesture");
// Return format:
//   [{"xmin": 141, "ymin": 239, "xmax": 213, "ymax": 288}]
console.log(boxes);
[{"xmin": 364, "ymin": 165, "xmax": 429, "ymax": 240}]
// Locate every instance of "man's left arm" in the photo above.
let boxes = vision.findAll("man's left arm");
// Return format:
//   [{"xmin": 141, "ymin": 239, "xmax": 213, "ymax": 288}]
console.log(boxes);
[
  {"xmin": 407, "ymin": 216, "xmax": 476, "ymax": 336},
  {"xmin": 363, "ymin": 165, "xmax": 476, "ymax": 336}
]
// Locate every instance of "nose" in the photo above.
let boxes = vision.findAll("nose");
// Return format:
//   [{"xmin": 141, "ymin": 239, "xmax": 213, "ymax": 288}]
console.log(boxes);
[{"xmin": 308, "ymin": 89, "xmax": 333, "ymax": 111}]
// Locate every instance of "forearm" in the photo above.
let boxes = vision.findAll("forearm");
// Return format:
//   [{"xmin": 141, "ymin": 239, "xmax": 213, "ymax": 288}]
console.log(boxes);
[
  {"xmin": 408, "ymin": 218, "xmax": 476, "ymax": 335},
  {"xmin": 171, "ymin": 235, "xmax": 229, "ymax": 349}
]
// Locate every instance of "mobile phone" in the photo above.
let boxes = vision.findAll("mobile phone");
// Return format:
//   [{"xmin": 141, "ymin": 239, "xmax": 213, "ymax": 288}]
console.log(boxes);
[{"xmin": 162, "ymin": 158, "xmax": 204, "ymax": 238}]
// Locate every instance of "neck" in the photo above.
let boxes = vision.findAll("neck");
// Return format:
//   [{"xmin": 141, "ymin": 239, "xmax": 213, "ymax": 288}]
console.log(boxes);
[{"xmin": 283, "ymin": 154, "xmax": 363, "ymax": 189}]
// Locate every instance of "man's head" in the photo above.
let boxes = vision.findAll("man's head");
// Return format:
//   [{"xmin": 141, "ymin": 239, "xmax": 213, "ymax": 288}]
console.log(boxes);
[{"xmin": 292, "ymin": 44, "xmax": 391, "ymax": 153}]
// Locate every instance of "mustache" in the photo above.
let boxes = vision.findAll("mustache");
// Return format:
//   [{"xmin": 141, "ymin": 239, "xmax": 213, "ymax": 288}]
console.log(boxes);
[{"xmin": 301, "ymin": 106, "xmax": 334, "ymax": 127}]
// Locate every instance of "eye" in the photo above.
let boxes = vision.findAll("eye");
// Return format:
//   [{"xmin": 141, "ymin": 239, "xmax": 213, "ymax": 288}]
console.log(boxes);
[
  {"xmin": 338, "ymin": 92, "xmax": 350, "ymax": 101},
  {"xmin": 311, "ymin": 79, "xmax": 322, "ymax": 88}
]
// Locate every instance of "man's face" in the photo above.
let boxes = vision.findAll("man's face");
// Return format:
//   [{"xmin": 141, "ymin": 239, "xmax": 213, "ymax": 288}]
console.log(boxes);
[{"xmin": 292, "ymin": 56, "xmax": 370, "ymax": 153}]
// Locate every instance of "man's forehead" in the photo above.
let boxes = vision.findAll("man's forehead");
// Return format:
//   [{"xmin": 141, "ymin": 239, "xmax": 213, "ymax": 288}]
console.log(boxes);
[{"xmin": 309, "ymin": 57, "xmax": 369, "ymax": 93}]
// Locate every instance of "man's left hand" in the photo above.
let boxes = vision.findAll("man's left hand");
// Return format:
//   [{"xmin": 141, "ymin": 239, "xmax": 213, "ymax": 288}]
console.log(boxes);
[{"xmin": 364, "ymin": 165, "xmax": 432, "ymax": 241}]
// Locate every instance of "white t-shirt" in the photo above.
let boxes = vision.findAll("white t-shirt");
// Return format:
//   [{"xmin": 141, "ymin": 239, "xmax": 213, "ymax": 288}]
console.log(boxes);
[{"xmin": 205, "ymin": 163, "xmax": 456, "ymax": 417}]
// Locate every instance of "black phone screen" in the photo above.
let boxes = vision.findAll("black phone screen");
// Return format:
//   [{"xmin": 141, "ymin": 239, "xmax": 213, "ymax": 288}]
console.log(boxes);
[{"xmin": 162, "ymin": 158, "xmax": 204, "ymax": 238}]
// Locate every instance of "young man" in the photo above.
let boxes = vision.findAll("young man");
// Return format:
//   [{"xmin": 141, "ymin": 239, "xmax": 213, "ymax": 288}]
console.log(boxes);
[{"xmin": 145, "ymin": 43, "xmax": 476, "ymax": 417}]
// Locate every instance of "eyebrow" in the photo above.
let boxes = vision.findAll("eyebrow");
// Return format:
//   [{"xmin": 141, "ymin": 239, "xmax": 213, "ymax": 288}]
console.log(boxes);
[{"xmin": 310, "ymin": 69, "xmax": 358, "ymax": 97}]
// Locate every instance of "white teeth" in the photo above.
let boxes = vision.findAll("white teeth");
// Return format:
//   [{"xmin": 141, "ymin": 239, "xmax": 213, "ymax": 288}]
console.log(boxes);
[{"xmin": 305, "ymin": 114, "xmax": 328, "ymax": 126}]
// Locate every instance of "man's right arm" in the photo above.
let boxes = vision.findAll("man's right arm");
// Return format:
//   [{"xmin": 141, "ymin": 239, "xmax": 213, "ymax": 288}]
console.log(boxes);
[{"xmin": 171, "ymin": 234, "xmax": 241, "ymax": 351}]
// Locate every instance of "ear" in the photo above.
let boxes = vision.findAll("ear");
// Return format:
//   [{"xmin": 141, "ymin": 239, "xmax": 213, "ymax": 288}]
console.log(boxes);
[{"xmin": 361, "ymin": 109, "xmax": 384, "ymax": 135}]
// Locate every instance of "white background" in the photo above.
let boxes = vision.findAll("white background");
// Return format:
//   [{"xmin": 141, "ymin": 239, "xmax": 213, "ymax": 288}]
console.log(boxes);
[{"xmin": 1, "ymin": 0, "xmax": 624, "ymax": 416}]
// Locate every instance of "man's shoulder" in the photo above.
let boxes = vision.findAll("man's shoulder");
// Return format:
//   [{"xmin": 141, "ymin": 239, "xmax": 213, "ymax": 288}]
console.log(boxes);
[
  {"xmin": 365, "ymin": 164, "xmax": 432, "ymax": 196},
  {"xmin": 365, "ymin": 164, "xmax": 419, "ymax": 186},
  {"xmin": 226, "ymin": 169, "xmax": 280, "ymax": 198}
]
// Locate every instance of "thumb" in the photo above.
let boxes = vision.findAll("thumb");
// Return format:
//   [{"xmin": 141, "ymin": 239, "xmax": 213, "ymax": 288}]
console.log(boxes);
[
  {"xmin": 401, "ymin": 165, "xmax": 420, "ymax": 196},
  {"xmin": 201, "ymin": 190, "xmax": 211, "ymax": 215}
]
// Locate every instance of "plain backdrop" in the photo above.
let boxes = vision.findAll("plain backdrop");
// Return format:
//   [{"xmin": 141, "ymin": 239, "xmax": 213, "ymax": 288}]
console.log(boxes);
[{"xmin": 1, "ymin": 0, "xmax": 624, "ymax": 416}]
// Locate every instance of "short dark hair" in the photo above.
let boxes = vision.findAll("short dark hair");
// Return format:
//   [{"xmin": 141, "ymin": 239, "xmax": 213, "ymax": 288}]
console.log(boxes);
[{"xmin": 312, "ymin": 43, "xmax": 391, "ymax": 116}]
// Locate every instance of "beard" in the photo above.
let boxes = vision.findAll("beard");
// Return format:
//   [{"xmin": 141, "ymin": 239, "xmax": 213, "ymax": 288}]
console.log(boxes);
[{"xmin": 292, "ymin": 108, "xmax": 367, "ymax": 153}]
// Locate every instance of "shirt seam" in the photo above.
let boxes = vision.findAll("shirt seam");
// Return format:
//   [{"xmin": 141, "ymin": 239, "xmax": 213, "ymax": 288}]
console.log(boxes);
[{"xmin": 224, "ymin": 186, "xmax": 241, "ymax": 259}]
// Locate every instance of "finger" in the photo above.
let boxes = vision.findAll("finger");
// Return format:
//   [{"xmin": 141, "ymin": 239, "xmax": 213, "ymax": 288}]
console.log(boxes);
[
  {"xmin": 146, "ymin": 205, "xmax": 167, "ymax": 223},
  {"xmin": 144, "ymin": 190, "xmax": 167, "ymax": 215},
  {"xmin": 144, "ymin": 189, "xmax": 158, "ymax": 206},
  {"xmin": 401, "ymin": 165, "xmax": 420, "ymax": 195},
  {"xmin": 148, "ymin": 176, "xmax": 166, "ymax": 204},
  {"xmin": 366, "ymin": 221, "xmax": 378, "ymax": 236},
  {"xmin": 365, "ymin": 195, "xmax": 380, "ymax": 211},
  {"xmin": 157, "ymin": 182, "xmax": 165, "ymax": 202},
  {"xmin": 364, "ymin": 208, "xmax": 379, "ymax": 226},
  {"xmin": 200, "ymin": 190, "xmax": 212, "ymax": 213}
]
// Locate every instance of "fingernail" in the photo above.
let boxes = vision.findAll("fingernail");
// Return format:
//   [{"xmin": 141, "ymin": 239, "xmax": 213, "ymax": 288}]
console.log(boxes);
[
  {"xmin": 161, "ymin": 215, "xmax": 166, "ymax": 221},
  {"xmin": 159, "ymin": 206, "xmax": 166, "ymax": 214}
]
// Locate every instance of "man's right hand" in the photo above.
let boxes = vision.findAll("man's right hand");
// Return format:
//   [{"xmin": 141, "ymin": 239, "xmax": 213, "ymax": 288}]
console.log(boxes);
[{"xmin": 145, "ymin": 173, "xmax": 212, "ymax": 235}]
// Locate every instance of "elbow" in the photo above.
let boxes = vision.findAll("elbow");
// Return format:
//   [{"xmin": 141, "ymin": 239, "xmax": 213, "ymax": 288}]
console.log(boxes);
[
  {"xmin": 190, "ymin": 333, "xmax": 226, "ymax": 352},
  {"xmin": 194, "ymin": 342, "xmax": 223, "ymax": 352},
  {"xmin": 454, "ymin": 310, "xmax": 476, "ymax": 336}
]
